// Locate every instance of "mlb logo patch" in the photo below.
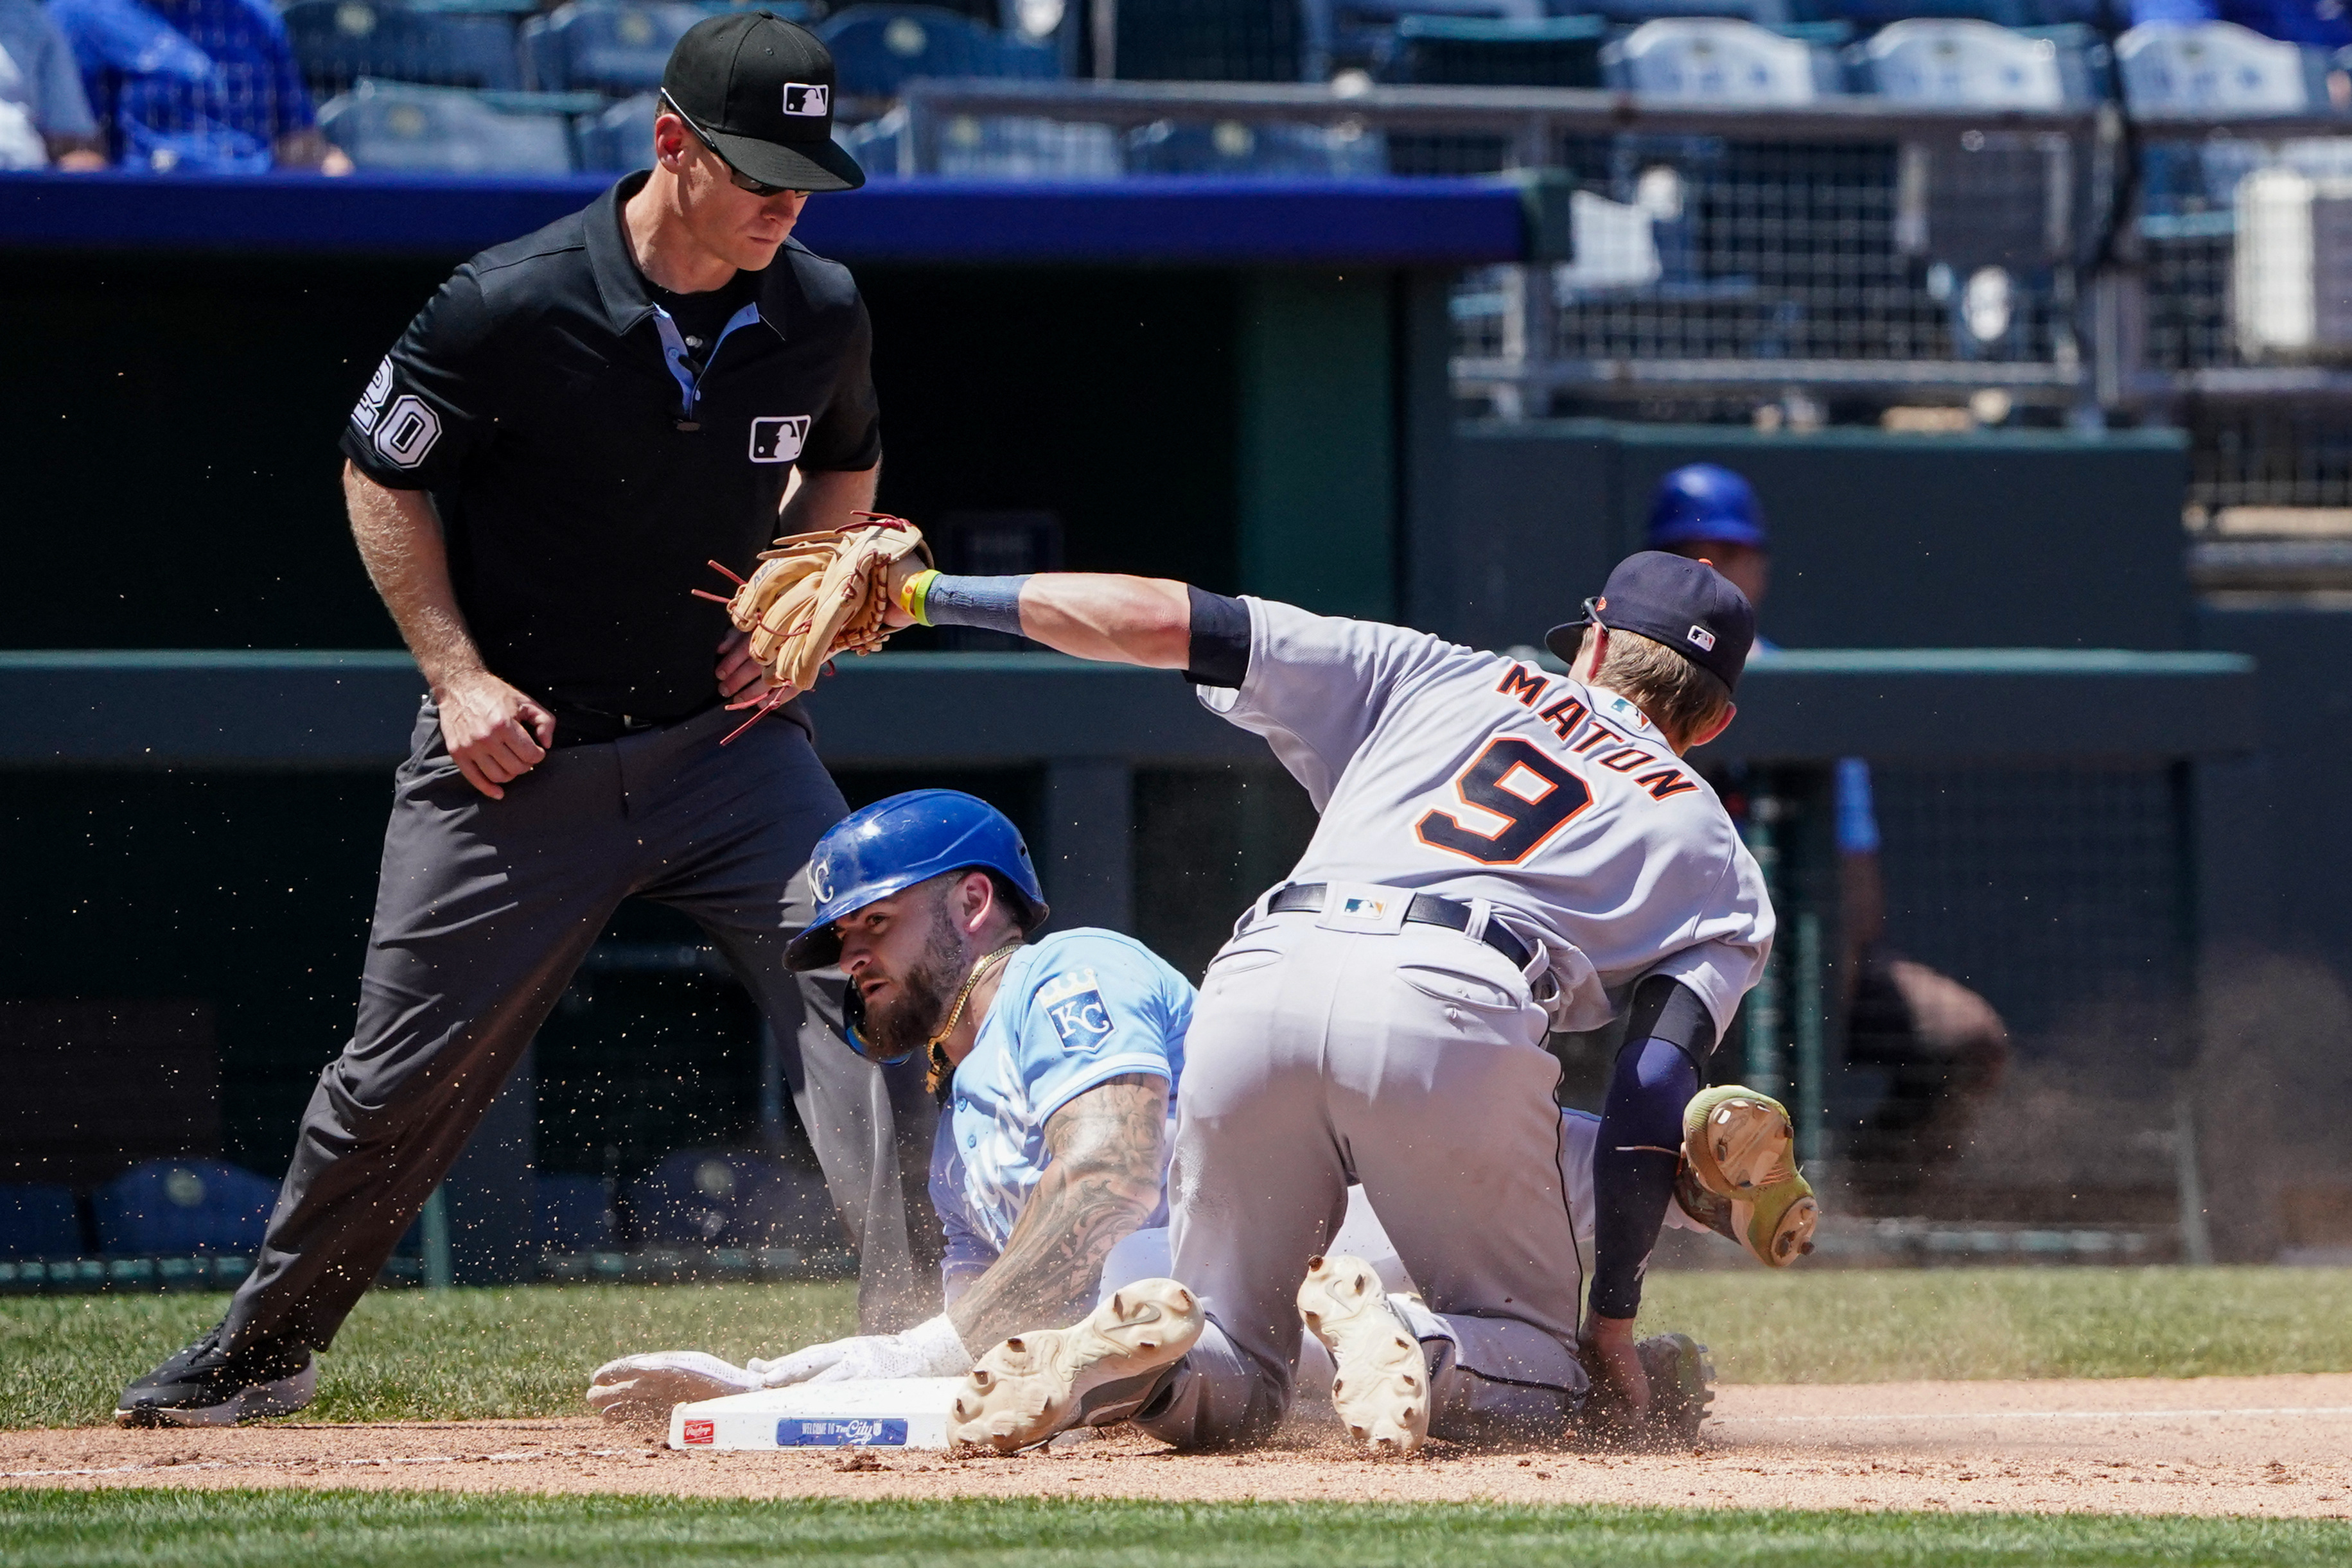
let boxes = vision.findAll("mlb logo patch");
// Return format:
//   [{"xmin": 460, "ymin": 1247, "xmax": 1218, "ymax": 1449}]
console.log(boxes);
[
  {"xmin": 681, "ymin": 1419, "xmax": 715, "ymax": 1445},
  {"xmin": 750, "ymin": 415, "xmax": 811, "ymax": 463},
  {"xmin": 782, "ymin": 83, "xmax": 830, "ymax": 117},
  {"xmin": 1338, "ymin": 894, "xmax": 1389, "ymax": 919},
  {"xmin": 1686, "ymin": 624, "xmax": 1717, "ymax": 652},
  {"xmin": 1037, "ymin": 970, "xmax": 1115, "ymax": 1052}
]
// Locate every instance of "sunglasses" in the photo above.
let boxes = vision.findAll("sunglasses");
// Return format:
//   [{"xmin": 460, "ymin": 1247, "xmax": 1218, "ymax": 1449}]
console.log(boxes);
[{"xmin": 662, "ymin": 94, "xmax": 805, "ymax": 200}]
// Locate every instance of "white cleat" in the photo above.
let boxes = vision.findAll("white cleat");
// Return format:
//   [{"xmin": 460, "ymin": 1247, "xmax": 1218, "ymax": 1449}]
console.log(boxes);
[
  {"xmin": 1297, "ymin": 1253, "xmax": 1430, "ymax": 1457},
  {"xmin": 948, "ymin": 1278, "xmax": 1203, "ymax": 1454},
  {"xmin": 585, "ymin": 1350, "xmax": 764, "ymax": 1422}
]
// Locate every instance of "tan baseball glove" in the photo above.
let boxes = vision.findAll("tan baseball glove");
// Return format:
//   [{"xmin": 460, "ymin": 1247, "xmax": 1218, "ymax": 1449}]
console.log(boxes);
[{"xmin": 698, "ymin": 514, "xmax": 931, "ymax": 693}]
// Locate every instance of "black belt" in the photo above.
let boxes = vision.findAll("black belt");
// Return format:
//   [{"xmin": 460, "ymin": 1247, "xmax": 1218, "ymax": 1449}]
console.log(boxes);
[
  {"xmin": 547, "ymin": 697, "xmax": 721, "ymax": 748},
  {"xmin": 1265, "ymin": 883, "xmax": 1532, "ymax": 971}
]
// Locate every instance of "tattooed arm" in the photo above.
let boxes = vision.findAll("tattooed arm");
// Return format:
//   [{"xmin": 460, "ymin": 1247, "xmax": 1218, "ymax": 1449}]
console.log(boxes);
[{"xmin": 946, "ymin": 1073, "xmax": 1169, "ymax": 1351}]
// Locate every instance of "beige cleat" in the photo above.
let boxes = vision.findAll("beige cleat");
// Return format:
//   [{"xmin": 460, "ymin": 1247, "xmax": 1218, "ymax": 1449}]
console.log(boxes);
[
  {"xmin": 585, "ymin": 1351, "xmax": 763, "ymax": 1423},
  {"xmin": 947, "ymin": 1278, "xmax": 1203, "ymax": 1454},
  {"xmin": 1680, "ymin": 1086, "xmax": 1820, "ymax": 1267},
  {"xmin": 1297, "ymin": 1253, "xmax": 1430, "ymax": 1457}
]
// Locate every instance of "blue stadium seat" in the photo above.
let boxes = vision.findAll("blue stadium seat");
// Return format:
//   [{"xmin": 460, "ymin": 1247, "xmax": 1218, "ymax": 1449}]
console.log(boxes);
[
  {"xmin": 537, "ymin": 1175, "xmax": 616, "ymax": 1253},
  {"xmin": 282, "ymin": 1, "xmax": 523, "ymax": 92},
  {"xmin": 320, "ymin": 80, "xmax": 579, "ymax": 173},
  {"xmin": 522, "ymin": 3, "xmax": 713, "ymax": 95},
  {"xmin": 0, "ymin": 1185, "xmax": 83, "ymax": 1260},
  {"xmin": 1373, "ymin": 15, "xmax": 1608, "ymax": 87},
  {"xmin": 2116, "ymin": 19, "xmax": 2335, "ymax": 113},
  {"xmin": 577, "ymin": 89, "xmax": 658, "ymax": 170},
  {"xmin": 1604, "ymin": 18, "xmax": 1842, "ymax": 101},
  {"xmin": 1857, "ymin": 18, "xmax": 2094, "ymax": 105},
  {"xmin": 1109, "ymin": 0, "xmax": 1313, "ymax": 83},
  {"xmin": 623, "ymin": 1149, "xmax": 838, "ymax": 1251},
  {"xmin": 1564, "ymin": 0, "xmax": 1794, "ymax": 25},
  {"xmin": 1125, "ymin": 117, "xmax": 1386, "ymax": 177},
  {"xmin": 1795, "ymin": 0, "xmax": 2038, "ymax": 28},
  {"xmin": 818, "ymin": 4, "xmax": 1058, "ymax": 99},
  {"xmin": 933, "ymin": 112, "xmax": 1122, "ymax": 177},
  {"xmin": 91, "ymin": 1160, "xmax": 274, "ymax": 1255}
]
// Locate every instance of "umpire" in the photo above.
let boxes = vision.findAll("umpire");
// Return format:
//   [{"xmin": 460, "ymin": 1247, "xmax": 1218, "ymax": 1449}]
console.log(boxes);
[{"xmin": 118, "ymin": 13, "xmax": 940, "ymax": 1425}]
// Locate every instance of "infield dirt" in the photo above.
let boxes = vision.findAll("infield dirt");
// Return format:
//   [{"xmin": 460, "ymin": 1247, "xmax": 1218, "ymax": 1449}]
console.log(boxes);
[{"xmin": 4, "ymin": 1374, "xmax": 2349, "ymax": 1518}]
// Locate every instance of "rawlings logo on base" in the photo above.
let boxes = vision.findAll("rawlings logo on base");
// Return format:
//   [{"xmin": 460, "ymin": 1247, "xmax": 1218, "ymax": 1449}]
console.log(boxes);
[{"xmin": 681, "ymin": 1419, "xmax": 715, "ymax": 1444}]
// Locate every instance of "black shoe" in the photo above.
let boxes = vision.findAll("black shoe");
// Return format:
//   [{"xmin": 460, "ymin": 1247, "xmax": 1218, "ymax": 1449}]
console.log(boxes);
[{"xmin": 115, "ymin": 1322, "xmax": 316, "ymax": 1428}]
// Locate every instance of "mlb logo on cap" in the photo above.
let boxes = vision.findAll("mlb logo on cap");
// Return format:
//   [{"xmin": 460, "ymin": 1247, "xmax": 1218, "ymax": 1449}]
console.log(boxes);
[
  {"xmin": 782, "ymin": 83, "xmax": 829, "ymax": 116},
  {"xmin": 1687, "ymin": 624, "xmax": 1717, "ymax": 652}
]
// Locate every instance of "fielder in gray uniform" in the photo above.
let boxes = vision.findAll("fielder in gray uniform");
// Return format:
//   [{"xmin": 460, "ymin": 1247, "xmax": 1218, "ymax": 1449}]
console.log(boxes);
[{"xmin": 882, "ymin": 552, "xmax": 1818, "ymax": 1455}]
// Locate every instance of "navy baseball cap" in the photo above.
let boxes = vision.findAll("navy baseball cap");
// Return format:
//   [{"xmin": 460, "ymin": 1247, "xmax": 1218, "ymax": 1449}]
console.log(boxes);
[
  {"xmin": 1545, "ymin": 551, "xmax": 1757, "ymax": 695},
  {"xmin": 662, "ymin": 12, "xmax": 864, "ymax": 193},
  {"xmin": 1646, "ymin": 463, "xmax": 1769, "ymax": 551}
]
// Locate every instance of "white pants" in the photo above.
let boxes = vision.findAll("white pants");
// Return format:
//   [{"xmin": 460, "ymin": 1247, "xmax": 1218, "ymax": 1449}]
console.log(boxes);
[{"xmin": 1130, "ymin": 915, "xmax": 1593, "ymax": 1448}]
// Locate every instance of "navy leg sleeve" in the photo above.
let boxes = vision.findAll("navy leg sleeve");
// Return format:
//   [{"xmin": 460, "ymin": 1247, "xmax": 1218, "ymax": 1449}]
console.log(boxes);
[{"xmin": 1588, "ymin": 977, "xmax": 1716, "ymax": 1321}]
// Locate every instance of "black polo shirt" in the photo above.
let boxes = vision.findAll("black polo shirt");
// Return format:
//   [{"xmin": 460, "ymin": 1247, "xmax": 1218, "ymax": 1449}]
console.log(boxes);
[{"xmin": 340, "ymin": 171, "xmax": 882, "ymax": 725}]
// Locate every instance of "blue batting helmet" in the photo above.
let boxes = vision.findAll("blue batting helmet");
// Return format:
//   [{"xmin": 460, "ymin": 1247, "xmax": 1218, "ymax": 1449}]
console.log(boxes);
[
  {"xmin": 784, "ymin": 790, "xmax": 1048, "ymax": 974},
  {"xmin": 1645, "ymin": 464, "xmax": 1769, "ymax": 551}
]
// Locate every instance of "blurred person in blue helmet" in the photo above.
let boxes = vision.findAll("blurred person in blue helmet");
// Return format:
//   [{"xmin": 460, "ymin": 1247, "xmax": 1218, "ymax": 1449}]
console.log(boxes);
[
  {"xmin": 585, "ymin": 788, "xmax": 1198, "ymax": 1411},
  {"xmin": 1645, "ymin": 463, "xmax": 2008, "ymax": 1205}
]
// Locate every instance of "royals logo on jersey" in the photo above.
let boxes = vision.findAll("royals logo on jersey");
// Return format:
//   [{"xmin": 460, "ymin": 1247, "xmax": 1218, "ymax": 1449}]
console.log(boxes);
[{"xmin": 1037, "ymin": 970, "xmax": 1116, "ymax": 1052}]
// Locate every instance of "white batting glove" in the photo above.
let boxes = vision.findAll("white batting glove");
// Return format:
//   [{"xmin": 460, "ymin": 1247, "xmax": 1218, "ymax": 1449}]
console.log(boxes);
[{"xmin": 748, "ymin": 1314, "xmax": 970, "ymax": 1386}]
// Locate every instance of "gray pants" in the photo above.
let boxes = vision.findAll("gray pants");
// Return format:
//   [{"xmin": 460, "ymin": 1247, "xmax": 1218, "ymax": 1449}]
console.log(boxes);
[
  {"xmin": 1137, "ymin": 910, "xmax": 1588, "ymax": 1449},
  {"xmin": 221, "ymin": 700, "xmax": 941, "ymax": 1352}
]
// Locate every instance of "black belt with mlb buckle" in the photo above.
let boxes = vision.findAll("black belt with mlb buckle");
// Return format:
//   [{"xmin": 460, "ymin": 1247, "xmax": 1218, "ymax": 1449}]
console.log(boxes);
[{"xmin": 1266, "ymin": 883, "xmax": 1533, "ymax": 971}]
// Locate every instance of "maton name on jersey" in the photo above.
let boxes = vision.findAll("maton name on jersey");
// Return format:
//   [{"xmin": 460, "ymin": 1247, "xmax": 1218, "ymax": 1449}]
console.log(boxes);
[{"xmin": 1493, "ymin": 663, "xmax": 1698, "ymax": 804}]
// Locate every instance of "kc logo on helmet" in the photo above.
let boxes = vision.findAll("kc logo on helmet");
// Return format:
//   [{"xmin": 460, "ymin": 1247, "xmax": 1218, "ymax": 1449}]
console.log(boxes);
[
  {"xmin": 750, "ymin": 415, "xmax": 810, "ymax": 464},
  {"xmin": 1685, "ymin": 624, "xmax": 1717, "ymax": 652},
  {"xmin": 782, "ymin": 83, "xmax": 829, "ymax": 117}
]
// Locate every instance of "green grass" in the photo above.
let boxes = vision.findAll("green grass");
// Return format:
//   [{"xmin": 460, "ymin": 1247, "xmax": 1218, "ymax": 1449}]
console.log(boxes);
[
  {"xmin": 5, "ymin": 1492, "xmax": 2346, "ymax": 1568},
  {"xmin": 1638, "ymin": 1265, "xmax": 2352, "ymax": 1385},
  {"xmin": 8, "ymin": 1267, "xmax": 2351, "ymax": 1429},
  {"xmin": 0, "ymin": 1282, "xmax": 856, "ymax": 1429}
]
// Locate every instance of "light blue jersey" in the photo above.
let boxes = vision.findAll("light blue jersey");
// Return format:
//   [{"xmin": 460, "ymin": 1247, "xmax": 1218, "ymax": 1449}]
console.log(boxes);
[{"xmin": 928, "ymin": 929, "xmax": 1193, "ymax": 1294}]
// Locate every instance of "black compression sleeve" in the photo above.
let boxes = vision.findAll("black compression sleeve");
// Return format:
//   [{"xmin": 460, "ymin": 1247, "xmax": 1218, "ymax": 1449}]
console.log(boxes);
[{"xmin": 1182, "ymin": 586, "xmax": 1251, "ymax": 688}]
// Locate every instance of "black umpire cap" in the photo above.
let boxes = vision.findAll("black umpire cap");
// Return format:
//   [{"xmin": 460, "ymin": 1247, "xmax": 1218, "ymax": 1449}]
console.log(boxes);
[
  {"xmin": 662, "ymin": 10, "xmax": 865, "ymax": 193},
  {"xmin": 1546, "ymin": 550, "xmax": 1757, "ymax": 695}
]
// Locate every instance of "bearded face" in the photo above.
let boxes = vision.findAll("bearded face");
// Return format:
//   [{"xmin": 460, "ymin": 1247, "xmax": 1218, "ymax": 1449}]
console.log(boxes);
[{"xmin": 855, "ymin": 890, "xmax": 968, "ymax": 1060}]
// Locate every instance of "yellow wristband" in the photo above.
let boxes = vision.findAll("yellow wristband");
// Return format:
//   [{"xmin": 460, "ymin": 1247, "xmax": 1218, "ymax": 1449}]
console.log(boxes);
[{"xmin": 900, "ymin": 568, "xmax": 940, "ymax": 627}]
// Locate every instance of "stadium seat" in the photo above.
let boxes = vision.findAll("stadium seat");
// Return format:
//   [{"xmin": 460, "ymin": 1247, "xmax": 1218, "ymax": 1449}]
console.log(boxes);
[
  {"xmin": 320, "ymin": 80, "xmax": 578, "ymax": 173},
  {"xmin": 933, "ymin": 112, "xmax": 1121, "ymax": 177},
  {"xmin": 1798, "ymin": 0, "xmax": 2038, "ymax": 28},
  {"xmin": 91, "ymin": 1160, "xmax": 274, "ymax": 1255},
  {"xmin": 282, "ymin": 1, "xmax": 524, "ymax": 93},
  {"xmin": 1857, "ymin": 18, "xmax": 2092, "ymax": 106},
  {"xmin": 1373, "ymin": 15, "xmax": 1608, "ymax": 88},
  {"xmin": 1110, "ymin": 0, "xmax": 1313, "ymax": 83},
  {"xmin": 1567, "ymin": 0, "xmax": 1793, "ymax": 25},
  {"xmin": 2116, "ymin": 20, "xmax": 2334, "ymax": 113},
  {"xmin": 817, "ymin": 4, "xmax": 1058, "ymax": 100},
  {"xmin": 521, "ymin": 3, "xmax": 715, "ymax": 95},
  {"xmin": 576, "ymin": 89, "xmax": 658, "ymax": 170},
  {"xmin": 1604, "ymin": 18, "xmax": 1840, "ymax": 102},
  {"xmin": 622, "ymin": 1149, "xmax": 839, "ymax": 1252},
  {"xmin": 537, "ymin": 1174, "xmax": 616, "ymax": 1253},
  {"xmin": 1125, "ymin": 117, "xmax": 1386, "ymax": 177},
  {"xmin": 0, "ymin": 1185, "xmax": 83, "ymax": 1260}
]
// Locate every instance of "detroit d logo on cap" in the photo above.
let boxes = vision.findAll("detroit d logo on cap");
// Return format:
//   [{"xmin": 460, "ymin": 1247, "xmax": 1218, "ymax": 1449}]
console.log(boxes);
[
  {"xmin": 782, "ymin": 83, "xmax": 829, "ymax": 116},
  {"xmin": 750, "ymin": 416, "xmax": 810, "ymax": 464}
]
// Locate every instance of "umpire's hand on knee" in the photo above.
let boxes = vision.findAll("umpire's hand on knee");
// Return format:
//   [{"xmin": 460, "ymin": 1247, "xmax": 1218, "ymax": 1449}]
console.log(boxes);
[{"xmin": 436, "ymin": 670, "xmax": 556, "ymax": 799}]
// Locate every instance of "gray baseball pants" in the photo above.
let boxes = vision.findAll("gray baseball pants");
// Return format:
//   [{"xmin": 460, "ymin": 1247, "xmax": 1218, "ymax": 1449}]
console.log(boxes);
[
  {"xmin": 219, "ymin": 699, "xmax": 941, "ymax": 1353},
  {"xmin": 1136, "ymin": 909, "xmax": 1588, "ymax": 1449}
]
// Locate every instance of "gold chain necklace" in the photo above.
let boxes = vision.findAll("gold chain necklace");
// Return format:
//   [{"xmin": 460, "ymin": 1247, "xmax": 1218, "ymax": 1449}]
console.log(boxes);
[{"xmin": 926, "ymin": 940, "xmax": 1022, "ymax": 1095}]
